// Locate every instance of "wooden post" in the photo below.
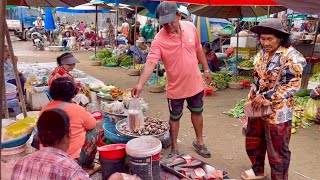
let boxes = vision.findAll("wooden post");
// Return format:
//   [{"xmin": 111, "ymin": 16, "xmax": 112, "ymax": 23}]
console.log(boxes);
[
  {"xmin": 0, "ymin": 0, "xmax": 7, "ymax": 175},
  {"xmin": 133, "ymin": 7, "xmax": 138, "ymax": 68},
  {"xmin": 235, "ymin": 16, "xmax": 240, "ymax": 76},
  {"xmin": 95, "ymin": 5, "xmax": 98, "ymax": 60},
  {"xmin": 5, "ymin": 22, "xmax": 28, "ymax": 118}
]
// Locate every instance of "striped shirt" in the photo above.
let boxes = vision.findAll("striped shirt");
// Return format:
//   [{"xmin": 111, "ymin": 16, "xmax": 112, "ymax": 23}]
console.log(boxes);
[{"xmin": 11, "ymin": 147, "xmax": 90, "ymax": 180}]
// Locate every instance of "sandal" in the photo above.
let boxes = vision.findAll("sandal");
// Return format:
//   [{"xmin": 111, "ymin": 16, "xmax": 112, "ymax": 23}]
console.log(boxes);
[
  {"xmin": 192, "ymin": 141, "xmax": 211, "ymax": 158},
  {"xmin": 241, "ymin": 169, "xmax": 266, "ymax": 180},
  {"xmin": 167, "ymin": 149, "xmax": 180, "ymax": 158}
]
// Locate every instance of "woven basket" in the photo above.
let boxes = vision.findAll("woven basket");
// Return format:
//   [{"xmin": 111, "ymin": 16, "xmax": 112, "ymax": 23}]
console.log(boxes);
[
  {"xmin": 147, "ymin": 85, "xmax": 165, "ymax": 93},
  {"xmin": 228, "ymin": 82, "xmax": 243, "ymax": 89},
  {"xmin": 127, "ymin": 69, "xmax": 140, "ymax": 76},
  {"xmin": 90, "ymin": 61, "xmax": 101, "ymax": 66}
]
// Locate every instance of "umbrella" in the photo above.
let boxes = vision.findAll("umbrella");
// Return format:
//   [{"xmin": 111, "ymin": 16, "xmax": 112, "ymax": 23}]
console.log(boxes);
[
  {"xmin": 162, "ymin": 0, "xmax": 281, "ymax": 6},
  {"xmin": 273, "ymin": 0, "xmax": 320, "ymax": 15},
  {"xmin": 193, "ymin": 15, "xmax": 213, "ymax": 43},
  {"xmin": 44, "ymin": 7, "xmax": 56, "ymax": 30},
  {"xmin": 188, "ymin": 5, "xmax": 287, "ymax": 19},
  {"xmin": 7, "ymin": 0, "xmax": 89, "ymax": 6}
]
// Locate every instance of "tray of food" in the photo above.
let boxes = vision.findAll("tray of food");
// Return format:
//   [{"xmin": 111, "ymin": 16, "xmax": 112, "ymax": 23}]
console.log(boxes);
[
  {"xmin": 116, "ymin": 117, "xmax": 169, "ymax": 138},
  {"xmin": 161, "ymin": 154, "xmax": 229, "ymax": 180},
  {"xmin": 101, "ymin": 101, "xmax": 128, "ymax": 117}
]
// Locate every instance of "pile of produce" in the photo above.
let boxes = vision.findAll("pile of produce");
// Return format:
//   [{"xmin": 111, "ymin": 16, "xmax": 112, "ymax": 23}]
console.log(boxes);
[
  {"xmin": 309, "ymin": 72, "xmax": 320, "ymax": 82},
  {"xmin": 229, "ymin": 76, "xmax": 253, "ymax": 83},
  {"xmin": 211, "ymin": 72, "xmax": 231, "ymax": 90},
  {"xmin": 118, "ymin": 117, "xmax": 169, "ymax": 136},
  {"xmin": 158, "ymin": 76, "xmax": 167, "ymax": 87},
  {"xmin": 238, "ymin": 60, "xmax": 254, "ymax": 68},
  {"xmin": 134, "ymin": 64, "xmax": 144, "ymax": 70},
  {"xmin": 227, "ymin": 99, "xmax": 247, "ymax": 118},
  {"xmin": 102, "ymin": 57, "xmax": 119, "ymax": 66},
  {"xmin": 97, "ymin": 50, "xmax": 112, "ymax": 60},
  {"xmin": 119, "ymin": 55, "xmax": 133, "ymax": 67}
]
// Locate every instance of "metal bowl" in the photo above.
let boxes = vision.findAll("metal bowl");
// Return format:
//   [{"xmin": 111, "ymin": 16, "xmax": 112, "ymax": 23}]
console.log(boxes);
[{"xmin": 48, "ymin": 46, "xmax": 64, "ymax": 52}]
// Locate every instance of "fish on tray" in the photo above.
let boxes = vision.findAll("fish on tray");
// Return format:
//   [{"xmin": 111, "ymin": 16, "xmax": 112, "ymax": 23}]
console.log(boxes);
[
  {"xmin": 176, "ymin": 159, "xmax": 202, "ymax": 168},
  {"xmin": 167, "ymin": 157, "xmax": 186, "ymax": 167}
]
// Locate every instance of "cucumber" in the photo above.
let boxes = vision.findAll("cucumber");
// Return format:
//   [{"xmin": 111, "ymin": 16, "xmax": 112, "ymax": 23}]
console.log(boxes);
[{"xmin": 295, "ymin": 89, "xmax": 312, "ymax": 97}]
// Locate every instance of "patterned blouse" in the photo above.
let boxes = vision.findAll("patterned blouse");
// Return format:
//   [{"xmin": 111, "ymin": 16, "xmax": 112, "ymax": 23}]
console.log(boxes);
[
  {"xmin": 4, "ymin": 60, "xmax": 15, "ymax": 81},
  {"xmin": 248, "ymin": 46, "xmax": 306, "ymax": 124},
  {"xmin": 48, "ymin": 66, "xmax": 74, "ymax": 87}
]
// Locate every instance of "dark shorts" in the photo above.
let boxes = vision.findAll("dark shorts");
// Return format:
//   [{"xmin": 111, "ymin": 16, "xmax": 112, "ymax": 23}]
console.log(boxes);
[{"xmin": 167, "ymin": 91, "xmax": 204, "ymax": 121}]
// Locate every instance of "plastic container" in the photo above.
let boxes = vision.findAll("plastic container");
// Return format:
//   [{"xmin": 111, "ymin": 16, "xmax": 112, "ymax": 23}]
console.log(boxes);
[
  {"xmin": 16, "ymin": 111, "xmax": 40, "ymax": 121},
  {"xmin": 100, "ymin": 156, "xmax": 126, "ymax": 180},
  {"xmin": 6, "ymin": 91, "xmax": 18, "ymax": 100},
  {"xmin": 126, "ymin": 136, "xmax": 162, "ymax": 180},
  {"xmin": 98, "ymin": 144, "xmax": 126, "ymax": 160},
  {"xmin": 92, "ymin": 111, "xmax": 104, "ymax": 129},
  {"xmin": 1, "ymin": 133, "xmax": 31, "ymax": 148},
  {"xmin": 103, "ymin": 118, "xmax": 133, "ymax": 144},
  {"xmin": 1, "ymin": 144, "xmax": 27, "ymax": 180}
]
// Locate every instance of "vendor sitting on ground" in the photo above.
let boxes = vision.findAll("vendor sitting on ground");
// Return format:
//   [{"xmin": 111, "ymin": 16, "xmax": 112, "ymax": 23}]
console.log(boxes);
[
  {"xmin": 126, "ymin": 40, "xmax": 146, "ymax": 64},
  {"xmin": 203, "ymin": 43, "xmax": 219, "ymax": 72},
  {"xmin": 13, "ymin": 108, "xmax": 135, "ymax": 180},
  {"xmin": 42, "ymin": 77, "xmax": 98, "ymax": 169},
  {"xmin": 48, "ymin": 53, "xmax": 90, "ymax": 104},
  {"xmin": 3, "ymin": 45, "xmax": 25, "ymax": 94},
  {"xmin": 62, "ymin": 30, "xmax": 71, "ymax": 47},
  {"xmin": 310, "ymin": 84, "xmax": 320, "ymax": 124}
]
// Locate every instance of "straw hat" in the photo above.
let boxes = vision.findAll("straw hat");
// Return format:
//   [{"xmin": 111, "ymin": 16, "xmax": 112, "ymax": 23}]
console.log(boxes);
[{"xmin": 250, "ymin": 18, "xmax": 290, "ymax": 35}]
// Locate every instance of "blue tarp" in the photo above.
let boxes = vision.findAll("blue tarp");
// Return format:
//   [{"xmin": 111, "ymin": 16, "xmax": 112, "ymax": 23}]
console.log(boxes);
[
  {"xmin": 208, "ymin": 18, "xmax": 231, "ymax": 27},
  {"xmin": 45, "ymin": 7, "xmax": 56, "ymax": 30}
]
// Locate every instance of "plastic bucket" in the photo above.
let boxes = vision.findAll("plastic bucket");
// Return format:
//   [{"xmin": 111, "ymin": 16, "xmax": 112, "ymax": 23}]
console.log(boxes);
[
  {"xmin": 100, "ymin": 156, "xmax": 126, "ymax": 180},
  {"xmin": 98, "ymin": 144, "xmax": 126, "ymax": 160},
  {"xmin": 1, "ymin": 144, "xmax": 27, "ymax": 180},
  {"xmin": 126, "ymin": 136, "xmax": 162, "ymax": 180}
]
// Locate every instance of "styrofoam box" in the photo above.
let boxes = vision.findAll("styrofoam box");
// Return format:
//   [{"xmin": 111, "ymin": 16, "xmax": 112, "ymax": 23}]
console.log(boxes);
[
  {"xmin": 307, "ymin": 81, "xmax": 320, "ymax": 90},
  {"xmin": 230, "ymin": 37, "xmax": 257, "ymax": 48}
]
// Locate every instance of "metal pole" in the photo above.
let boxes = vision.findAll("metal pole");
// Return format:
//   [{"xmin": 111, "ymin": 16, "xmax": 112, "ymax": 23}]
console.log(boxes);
[
  {"xmin": 95, "ymin": 5, "xmax": 98, "ymax": 60},
  {"xmin": 5, "ymin": 22, "xmax": 28, "ymax": 118},
  {"xmin": 302, "ymin": 19, "xmax": 320, "ymax": 88},
  {"xmin": 115, "ymin": 6, "xmax": 119, "ymax": 47},
  {"xmin": 267, "ymin": 6, "xmax": 270, "ymax": 18},
  {"xmin": 235, "ymin": 16, "xmax": 240, "ymax": 76},
  {"xmin": 133, "ymin": 7, "xmax": 138, "ymax": 68},
  {"xmin": 0, "ymin": 0, "xmax": 8, "ymax": 176}
]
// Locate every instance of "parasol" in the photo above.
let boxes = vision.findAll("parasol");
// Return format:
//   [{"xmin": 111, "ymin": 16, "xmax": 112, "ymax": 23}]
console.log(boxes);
[{"xmin": 193, "ymin": 15, "xmax": 213, "ymax": 43}]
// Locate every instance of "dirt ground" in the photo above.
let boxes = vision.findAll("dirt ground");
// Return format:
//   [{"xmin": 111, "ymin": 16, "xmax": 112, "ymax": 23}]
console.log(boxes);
[{"xmin": 11, "ymin": 39, "xmax": 320, "ymax": 180}]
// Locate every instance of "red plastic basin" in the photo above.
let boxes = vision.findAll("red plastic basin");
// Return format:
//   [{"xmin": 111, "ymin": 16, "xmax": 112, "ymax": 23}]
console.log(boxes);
[
  {"xmin": 98, "ymin": 144, "xmax": 126, "ymax": 160},
  {"xmin": 92, "ymin": 111, "xmax": 103, "ymax": 121}
]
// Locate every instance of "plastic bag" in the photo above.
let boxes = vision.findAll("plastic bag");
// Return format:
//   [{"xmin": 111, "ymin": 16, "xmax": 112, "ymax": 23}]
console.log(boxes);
[
  {"xmin": 127, "ymin": 98, "xmax": 144, "ymax": 131},
  {"xmin": 304, "ymin": 99, "xmax": 320, "ymax": 120}
]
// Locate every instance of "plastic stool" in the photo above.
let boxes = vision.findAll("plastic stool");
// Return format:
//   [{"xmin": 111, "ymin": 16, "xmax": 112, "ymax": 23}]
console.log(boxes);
[
  {"xmin": 204, "ymin": 88, "xmax": 214, "ymax": 96},
  {"xmin": 238, "ymin": 80, "xmax": 251, "ymax": 88}
]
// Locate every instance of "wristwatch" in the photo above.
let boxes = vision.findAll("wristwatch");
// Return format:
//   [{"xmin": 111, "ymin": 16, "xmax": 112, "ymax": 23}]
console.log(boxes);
[{"xmin": 204, "ymin": 69, "xmax": 211, "ymax": 73}]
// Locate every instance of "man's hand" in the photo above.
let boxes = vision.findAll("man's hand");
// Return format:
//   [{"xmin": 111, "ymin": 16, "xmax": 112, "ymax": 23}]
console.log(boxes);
[
  {"xmin": 203, "ymin": 71, "xmax": 212, "ymax": 85},
  {"xmin": 131, "ymin": 84, "xmax": 143, "ymax": 98},
  {"xmin": 251, "ymin": 94, "xmax": 264, "ymax": 111}
]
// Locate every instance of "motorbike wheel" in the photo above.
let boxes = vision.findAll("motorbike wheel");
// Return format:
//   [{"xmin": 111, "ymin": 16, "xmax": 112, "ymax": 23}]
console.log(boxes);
[{"xmin": 25, "ymin": 29, "xmax": 33, "ymax": 41}]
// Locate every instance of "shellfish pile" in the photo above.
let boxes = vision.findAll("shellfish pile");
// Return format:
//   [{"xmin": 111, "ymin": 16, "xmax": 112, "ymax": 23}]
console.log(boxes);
[{"xmin": 118, "ymin": 117, "xmax": 169, "ymax": 136}]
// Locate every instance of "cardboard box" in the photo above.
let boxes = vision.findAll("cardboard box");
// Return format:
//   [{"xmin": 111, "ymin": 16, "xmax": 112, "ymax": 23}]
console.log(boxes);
[{"xmin": 230, "ymin": 37, "xmax": 257, "ymax": 48}]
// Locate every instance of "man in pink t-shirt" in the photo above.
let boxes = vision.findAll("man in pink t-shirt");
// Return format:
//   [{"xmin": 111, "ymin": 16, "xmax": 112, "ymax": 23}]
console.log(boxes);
[{"xmin": 131, "ymin": 2, "xmax": 212, "ymax": 158}]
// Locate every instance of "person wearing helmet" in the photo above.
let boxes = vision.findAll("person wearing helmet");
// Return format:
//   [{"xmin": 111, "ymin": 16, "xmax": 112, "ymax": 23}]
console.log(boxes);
[{"xmin": 33, "ymin": 16, "xmax": 45, "ymax": 31}]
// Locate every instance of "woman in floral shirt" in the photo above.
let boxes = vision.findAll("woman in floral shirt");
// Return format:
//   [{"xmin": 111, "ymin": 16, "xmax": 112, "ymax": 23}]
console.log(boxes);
[{"xmin": 241, "ymin": 19, "xmax": 306, "ymax": 180}]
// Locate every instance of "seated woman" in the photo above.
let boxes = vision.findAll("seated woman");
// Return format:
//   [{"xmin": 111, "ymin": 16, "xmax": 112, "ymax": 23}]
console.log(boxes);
[
  {"xmin": 12, "ymin": 109, "xmax": 90, "ymax": 180},
  {"xmin": 3, "ymin": 45, "xmax": 25, "ymax": 95},
  {"xmin": 310, "ymin": 84, "xmax": 320, "ymax": 124},
  {"xmin": 126, "ymin": 40, "xmax": 146, "ymax": 64},
  {"xmin": 203, "ymin": 43, "xmax": 219, "ymax": 72},
  {"xmin": 41, "ymin": 77, "xmax": 97, "ymax": 169},
  {"xmin": 62, "ymin": 30, "xmax": 71, "ymax": 47}
]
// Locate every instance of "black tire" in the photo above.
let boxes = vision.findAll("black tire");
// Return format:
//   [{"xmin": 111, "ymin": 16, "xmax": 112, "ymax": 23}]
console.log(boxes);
[{"xmin": 25, "ymin": 29, "xmax": 32, "ymax": 41}]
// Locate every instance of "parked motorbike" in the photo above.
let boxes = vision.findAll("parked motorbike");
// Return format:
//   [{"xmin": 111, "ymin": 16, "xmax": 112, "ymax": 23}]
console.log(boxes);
[{"xmin": 31, "ymin": 32, "xmax": 44, "ymax": 50}]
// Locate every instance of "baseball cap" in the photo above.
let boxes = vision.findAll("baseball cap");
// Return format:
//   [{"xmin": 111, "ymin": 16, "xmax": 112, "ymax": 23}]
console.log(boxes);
[
  {"xmin": 157, "ymin": 2, "xmax": 178, "ymax": 26},
  {"xmin": 61, "ymin": 54, "xmax": 80, "ymax": 65}
]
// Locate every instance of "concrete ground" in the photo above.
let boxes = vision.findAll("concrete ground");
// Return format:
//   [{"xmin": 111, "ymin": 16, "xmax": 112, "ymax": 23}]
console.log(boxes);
[{"xmin": 11, "ymin": 39, "xmax": 320, "ymax": 180}]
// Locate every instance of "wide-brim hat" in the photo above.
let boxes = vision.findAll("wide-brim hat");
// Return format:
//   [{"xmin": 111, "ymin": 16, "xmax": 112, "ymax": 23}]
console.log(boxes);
[
  {"xmin": 250, "ymin": 18, "xmax": 290, "ymax": 35},
  {"xmin": 61, "ymin": 54, "xmax": 80, "ymax": 65}
]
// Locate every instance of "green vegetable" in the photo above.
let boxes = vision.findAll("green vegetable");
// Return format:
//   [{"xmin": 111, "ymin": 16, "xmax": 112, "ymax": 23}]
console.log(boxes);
[
  {"xmin": 119, "ymin": 55, "xmax": 133, "ymax": 67},
  {"xmin": 158, "ymin": 76, "xmax": 167, "ymax": 87},
  {"xmin": 309, "ymin": 72, "xmax": 320, "ymax": 82},
  {"xmin": 238, "ymin": 60, "xmax": 254, "ymax": 68},
  {"xmin": 89, "ymin": 55, "xmax": 96, "ymax": 61},
  {"xmin": 102, "ymin": 56, "xmax": 118, "ymax": 65},
  {"xmin": 227, "ymin": 99, "xmax": 248, "ymax": 118},
  {"xmin": 291, "ymin": 128, "xmax": 297, "ymax": 134},
  {"xmin": 294, "ymin": 89, "xmax": 312, "ymax": 97},
  {"xmin": 97, "ymin": 50, "xmax": 112, "ymax": 60},
  {"xmin": 211, "ymin": 72, "xmax": 231, "ymax": 90}
]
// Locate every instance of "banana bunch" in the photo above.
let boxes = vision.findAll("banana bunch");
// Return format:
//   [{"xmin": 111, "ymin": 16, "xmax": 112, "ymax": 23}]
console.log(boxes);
[{"xmin": 135, "ymin": 64, "xmax": 144, "ymax": 70}]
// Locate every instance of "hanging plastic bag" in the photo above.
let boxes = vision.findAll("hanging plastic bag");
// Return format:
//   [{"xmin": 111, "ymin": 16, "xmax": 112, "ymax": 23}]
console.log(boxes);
[
  {"xmin": 304, "ymin": 99, "xmax": 320, "ymax": 121},
  {"xmin": 127, "ymin": 98, "xmax": 144, "ymax": 131}
]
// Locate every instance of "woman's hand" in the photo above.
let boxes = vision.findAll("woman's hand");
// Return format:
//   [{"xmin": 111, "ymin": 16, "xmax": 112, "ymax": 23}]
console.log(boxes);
[{"xmin": 251, "ymin": 94, "xmax": 264, "ymax": 111}]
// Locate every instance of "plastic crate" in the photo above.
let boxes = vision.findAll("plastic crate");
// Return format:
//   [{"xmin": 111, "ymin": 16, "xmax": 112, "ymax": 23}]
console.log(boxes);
[{"xmin": 103, "ymin": 116, "xmax": 132, "ymax": 144}]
